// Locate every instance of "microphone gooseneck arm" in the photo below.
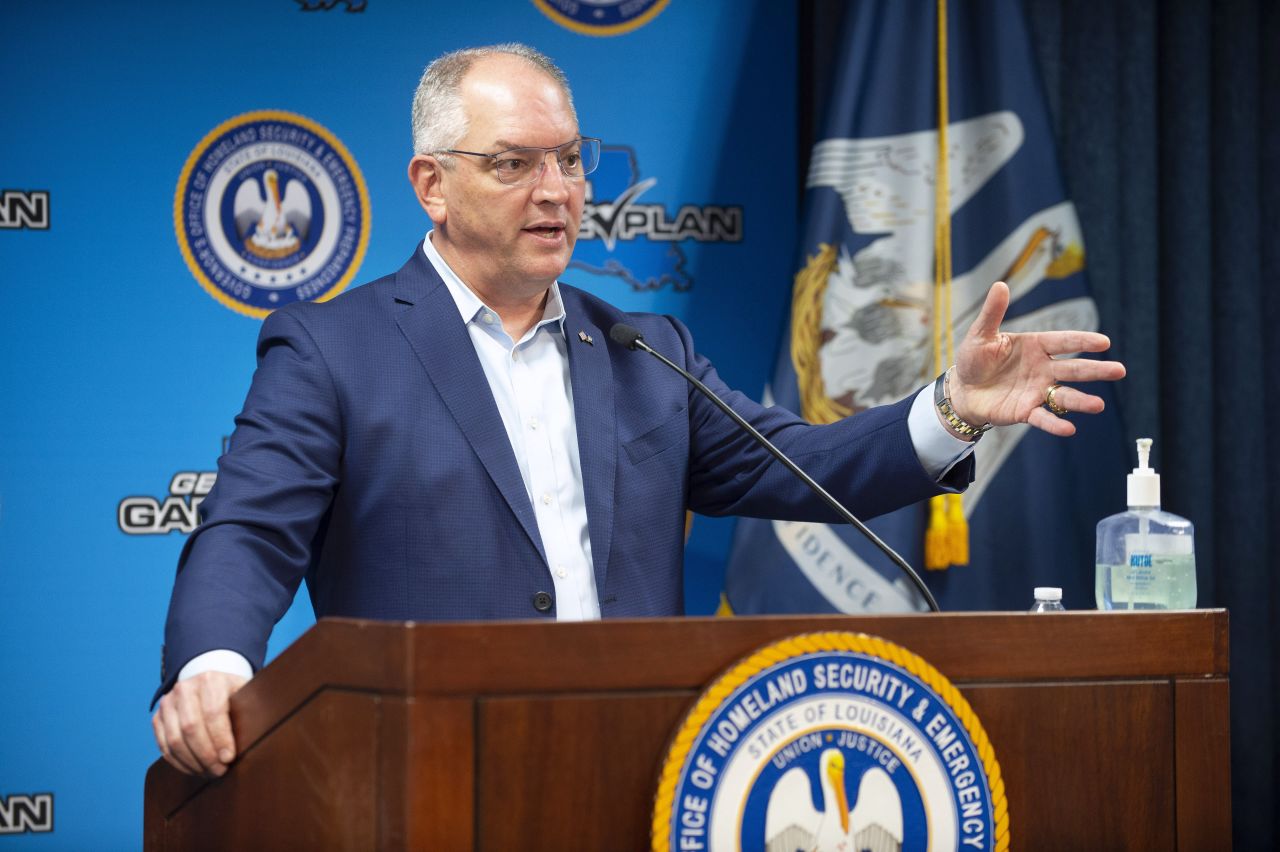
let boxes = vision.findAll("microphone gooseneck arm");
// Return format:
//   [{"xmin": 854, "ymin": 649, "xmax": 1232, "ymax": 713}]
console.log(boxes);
[{"xmin": 609, "ymin": 323, "xmax": 941, "ymax": 614}]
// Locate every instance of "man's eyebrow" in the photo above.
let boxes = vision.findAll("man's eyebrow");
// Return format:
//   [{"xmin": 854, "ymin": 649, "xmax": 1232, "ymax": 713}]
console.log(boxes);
[{"xmin": 490, "ymin": 137, "xmax": 581, "ymax": 151}]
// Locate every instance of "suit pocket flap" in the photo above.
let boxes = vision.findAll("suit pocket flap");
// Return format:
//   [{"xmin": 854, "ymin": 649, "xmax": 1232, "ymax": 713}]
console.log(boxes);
[{"xmin": 622, "ymin": 408, "xmax": 687, "ymax": 465}]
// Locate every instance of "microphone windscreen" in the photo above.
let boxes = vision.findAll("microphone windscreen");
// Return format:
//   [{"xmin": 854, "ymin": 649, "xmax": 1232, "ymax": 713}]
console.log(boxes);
[{"xmin": 609, "ymin": 323, "xmax": 644, "ymax": 350}]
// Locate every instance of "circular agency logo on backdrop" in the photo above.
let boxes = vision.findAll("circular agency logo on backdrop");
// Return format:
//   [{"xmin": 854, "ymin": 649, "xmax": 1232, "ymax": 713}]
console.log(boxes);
[
  {"xmin": 653, "ymin": 633, "xmax": 1008, "ymax": 852},
  {"xmin": 532, "ymin": 0, "xmax": 668, "ymax": 36},
  {"xmin": 175, "ymin": 110, "xmax": 370, "ymax": 318}
]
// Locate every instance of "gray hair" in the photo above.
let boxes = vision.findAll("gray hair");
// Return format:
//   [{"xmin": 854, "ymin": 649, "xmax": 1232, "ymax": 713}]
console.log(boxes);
[{"xmin": 411, "ymin": 43, "xmax": 576, "ymax": 157}]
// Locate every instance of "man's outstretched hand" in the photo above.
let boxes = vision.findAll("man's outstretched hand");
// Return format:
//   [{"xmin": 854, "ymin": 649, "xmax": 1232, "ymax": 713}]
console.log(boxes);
[
  {"xmin": 152, "ymin": 671, "xmax": 248, "ymax": 777},
  {"xmin": 949, "ymin": 282, "xmax": 1126, "ymax": 437}
]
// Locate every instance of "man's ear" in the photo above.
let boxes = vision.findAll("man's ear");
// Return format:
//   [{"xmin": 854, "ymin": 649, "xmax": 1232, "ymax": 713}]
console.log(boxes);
[{"xmin": 408, "ymin": 154, "xmax": 447, "ymax": 225}]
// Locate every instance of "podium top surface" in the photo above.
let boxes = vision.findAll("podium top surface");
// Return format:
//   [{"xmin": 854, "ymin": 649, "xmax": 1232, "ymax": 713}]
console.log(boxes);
[{"xmin": 258, "ymin": 609, "xmax": 1228, "ymax": 696}]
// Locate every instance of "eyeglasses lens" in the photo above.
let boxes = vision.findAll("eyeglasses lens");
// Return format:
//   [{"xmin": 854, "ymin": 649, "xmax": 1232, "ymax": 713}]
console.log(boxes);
[{"xmin": 500, "ymin": 139, "xmax": 599, "ymax": 185}]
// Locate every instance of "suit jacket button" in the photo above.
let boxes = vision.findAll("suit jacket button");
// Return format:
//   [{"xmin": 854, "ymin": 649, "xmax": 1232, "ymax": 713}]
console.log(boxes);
[{"xmin": 532, "ymin": 591, "xmax": 554, "ymax": 613}]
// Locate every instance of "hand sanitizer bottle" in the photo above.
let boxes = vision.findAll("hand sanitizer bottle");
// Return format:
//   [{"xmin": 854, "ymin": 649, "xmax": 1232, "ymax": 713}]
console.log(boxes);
[{"xmin": 1096, "ymin": 439, "xmax": 1196, "ymax": 610}]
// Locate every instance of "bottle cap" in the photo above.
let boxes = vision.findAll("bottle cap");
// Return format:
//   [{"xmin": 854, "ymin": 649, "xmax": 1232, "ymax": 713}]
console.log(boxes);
[
  {"xmin": 1127, "ymin": 438, "xmax": 1161, "ymax": 507},
  {"xmin": 1033, "ymin": 586, "xmax": 1062, "ymax": 601}
]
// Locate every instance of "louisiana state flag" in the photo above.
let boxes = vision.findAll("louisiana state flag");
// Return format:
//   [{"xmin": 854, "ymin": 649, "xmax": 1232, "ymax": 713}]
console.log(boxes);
[{"xmin": 724, "ymin": 0, "xmax": 1128, "ymax": 613}]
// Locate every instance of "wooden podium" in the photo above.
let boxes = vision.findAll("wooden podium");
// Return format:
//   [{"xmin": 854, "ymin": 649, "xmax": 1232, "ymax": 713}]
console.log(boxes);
[{"xmin": 144, "ymin": 611, "xmax": 1230, "ymax": 850}]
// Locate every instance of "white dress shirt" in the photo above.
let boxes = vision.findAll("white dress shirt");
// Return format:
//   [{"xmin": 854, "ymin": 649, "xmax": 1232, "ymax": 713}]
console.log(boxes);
[
  {"xmin": 423, "ymin": 232, "xmax": 600, "ymax": 620},
  {"xmin": 177, "ymin": 234, "xmax": 974, "ymax": 683}
]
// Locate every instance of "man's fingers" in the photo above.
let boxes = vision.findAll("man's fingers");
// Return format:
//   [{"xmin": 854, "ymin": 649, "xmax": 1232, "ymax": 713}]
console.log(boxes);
[
  {"xmin": 1039, "ymin": 330, "xmax": 1115, "ymax": 356},
  {"xmin": 1028, "ymin": 405, "xmax": 1077, "ymax": 437},
  {"xmin": 201, "ymin": 680, "xmax": 239, "ymax": 765},
  {"xmin": 176, "ymin": 687, "xmax": 224, "ymax": 774},
  {"xmin": 1050, "ymin": 358, "xmax": 1127, "ymax": 383},
  {"xmin": 159, "ymin": 697, "xmax": 200, "ymax": 774},
  {"xmin": 966, "ymin": 281, "xmax": 1011, "ymax": 341},
  {"xmin": 153, "ymin": 672, "xmax": 248, "ymax": 777},
  {"xmin": 152, "ymin": 710, "xmax": 185, "ymax": 774},
  {"xmin": 158, "ymin": 696, "xmax": 202, "ymax": 775},
  {"xmin": 1044, "ymin": 385, "xmax": 1106, "ymax": 415}
]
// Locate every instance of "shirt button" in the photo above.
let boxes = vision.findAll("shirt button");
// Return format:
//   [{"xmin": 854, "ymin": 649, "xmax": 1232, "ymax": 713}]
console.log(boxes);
[
  {"xmin": 529, "ymin": 417, "xmax": 539, "ymax": 430},
  {"xmin": 541, "ymin": 493, "xmax": 553, "ymax": 506},
  {"xmin": 532, "ymin": 591, "xmax": 554, "ymax": 613},
  {"xmin": 482, "ymin": 312, "xmax": 494, "ymax": 324},
  {"xmin": 555, "ymin": 565, "xmax": 567, "ymax": 579},
  {"xmin": 511, "ymin": 349, "xmax": 519, "ymax": 361}
]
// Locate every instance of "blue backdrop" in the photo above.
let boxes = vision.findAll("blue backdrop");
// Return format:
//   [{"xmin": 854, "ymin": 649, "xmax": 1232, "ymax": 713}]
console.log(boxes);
[{"xmin": 0, "ymin": 1, "xmax": 796, "ymax": 846}]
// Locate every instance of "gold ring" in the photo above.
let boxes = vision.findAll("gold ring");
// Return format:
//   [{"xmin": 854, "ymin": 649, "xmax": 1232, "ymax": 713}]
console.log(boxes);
[{"xmin": 1044, "ymin": 384, "xmax": 1067, "ymax": 416}]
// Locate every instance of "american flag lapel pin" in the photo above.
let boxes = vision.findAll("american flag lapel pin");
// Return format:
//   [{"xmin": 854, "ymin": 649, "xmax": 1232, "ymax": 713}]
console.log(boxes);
[{"xmin": 578, "ymin": 330, "xmax": 594, "ymax": 345}]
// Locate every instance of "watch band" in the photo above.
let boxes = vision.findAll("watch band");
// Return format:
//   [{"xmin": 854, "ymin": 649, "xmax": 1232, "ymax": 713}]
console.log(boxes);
[{"xmin": 933, "ymin": 366, "xmax": 992, "ymax": 441}]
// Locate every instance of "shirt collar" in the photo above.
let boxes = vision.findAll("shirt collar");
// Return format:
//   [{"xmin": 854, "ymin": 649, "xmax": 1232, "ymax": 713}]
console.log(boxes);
[{"xmin": 421, "ymin": 231, "xmax": 567, "ymax": 337}]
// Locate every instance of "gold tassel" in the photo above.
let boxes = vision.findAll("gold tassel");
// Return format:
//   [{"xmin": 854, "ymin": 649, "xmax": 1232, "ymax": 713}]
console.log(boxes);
[
  {"xmin": 715, "ymin": 593, "xmax": 735, "ymax": 616},
  {"xmin": 926, "ymin": 0, "xmax": 958, "ymax": 575},
  {"xmin": 946, "ymin": 493, "xmax": 969, "ymax": 566},
  {"xmin": 925, "ymin": 493, "xmax": 951, "ymax": 570}
]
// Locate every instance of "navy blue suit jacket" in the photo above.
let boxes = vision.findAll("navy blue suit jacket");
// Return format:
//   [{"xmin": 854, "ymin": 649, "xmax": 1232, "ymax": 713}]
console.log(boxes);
[{"xmin": 159, "ymin": 247, "xmax": 968, "ymax": 694}]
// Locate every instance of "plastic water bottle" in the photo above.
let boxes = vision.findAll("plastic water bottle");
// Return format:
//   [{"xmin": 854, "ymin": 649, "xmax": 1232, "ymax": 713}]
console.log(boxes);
[{"xmin": 1029, "ymin": 587, "xmax": 1066, "ymax": 612}]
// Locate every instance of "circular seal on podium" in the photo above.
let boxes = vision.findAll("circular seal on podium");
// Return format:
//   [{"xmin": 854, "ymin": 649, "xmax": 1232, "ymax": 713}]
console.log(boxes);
[{"xmin": 653, "ymin": 632, "xmax": 1008, "ymax": 851}]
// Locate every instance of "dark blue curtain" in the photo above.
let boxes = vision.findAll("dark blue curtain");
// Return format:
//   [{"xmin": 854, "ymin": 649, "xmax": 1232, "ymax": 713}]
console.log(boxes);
[
  {"xmin": 800, "ymin": 1, "xmax": 1279, "ymax": 846},
  {"xmin": 1025, "ymin": 2, "xmax": 1279, "ymax": 847}
]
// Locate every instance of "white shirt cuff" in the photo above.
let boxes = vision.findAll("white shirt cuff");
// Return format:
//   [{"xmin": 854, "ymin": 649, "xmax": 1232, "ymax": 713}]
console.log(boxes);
[
  {"xmin": 907, "ymin": 384, "xmax": 978, "ymax": 481},
  {"xmin": 178, "ymin": 649, "xmax": 254, "ymax": 682}
]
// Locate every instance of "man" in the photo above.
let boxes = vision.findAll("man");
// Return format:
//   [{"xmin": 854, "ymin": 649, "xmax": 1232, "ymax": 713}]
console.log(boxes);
[{"xmin": 153, "ymin": 44, "xmax": 1124, "ymax": 777}]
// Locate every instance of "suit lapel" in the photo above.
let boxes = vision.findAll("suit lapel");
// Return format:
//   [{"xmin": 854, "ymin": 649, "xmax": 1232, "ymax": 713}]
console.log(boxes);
[
  {"xmin": 562, "ymin": 292, "xmax": 617, "ymax": 594},
  {"xmin": 391, "ymin": 252, "xmax": 547, "ymax": 565}
]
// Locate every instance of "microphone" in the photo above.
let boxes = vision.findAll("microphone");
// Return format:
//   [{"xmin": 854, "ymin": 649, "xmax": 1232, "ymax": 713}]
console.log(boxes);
[{"xmin": 609, "ymin": 322, "xmax": 940, "ymax": 614}]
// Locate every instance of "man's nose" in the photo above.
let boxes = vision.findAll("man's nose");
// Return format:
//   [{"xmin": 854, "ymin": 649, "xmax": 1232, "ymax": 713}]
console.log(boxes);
[{"xmin": 532, "ymin": 152, "xmax": 571, "ymax": 202}]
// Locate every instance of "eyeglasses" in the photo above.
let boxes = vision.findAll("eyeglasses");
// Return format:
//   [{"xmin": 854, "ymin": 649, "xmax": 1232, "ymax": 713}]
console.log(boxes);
[{"xmin": 437, "ymin": 137, "xmax": 601, "ymax": 186}]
